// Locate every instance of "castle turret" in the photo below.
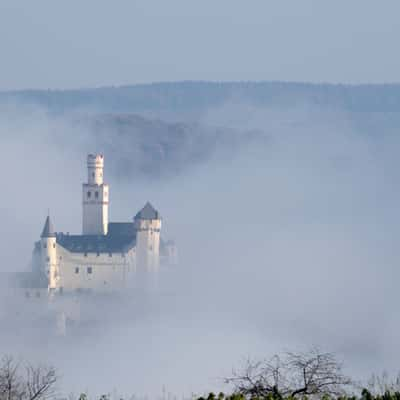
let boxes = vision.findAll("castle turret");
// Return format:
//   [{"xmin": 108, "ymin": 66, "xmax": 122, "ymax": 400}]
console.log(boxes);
[
  {"xmin": 40, "ymin": 216, "xmax": 58, "ymax": 291},
  {"xmin": 82, "ymin": 154, "xmax": 109, "ymax": 235},
  {"xmin": 134, "ymin": 202, "xmax": 161, "ymax": 272}
]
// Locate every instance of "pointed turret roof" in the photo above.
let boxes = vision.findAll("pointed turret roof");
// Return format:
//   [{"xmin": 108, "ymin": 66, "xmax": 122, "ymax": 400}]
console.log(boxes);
[
  {"xmin": 134, "ymin": 202, "xmax": 160, "ymax": 220},
  {"xmin": 41, "ymin": 215, "xmax": 56, "ymax": 238}
]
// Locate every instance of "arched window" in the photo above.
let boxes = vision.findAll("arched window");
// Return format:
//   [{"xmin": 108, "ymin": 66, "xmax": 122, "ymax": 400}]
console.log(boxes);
[{"xmin": 87, "ymin": 191, "xmax": 91, "ymax": 198}]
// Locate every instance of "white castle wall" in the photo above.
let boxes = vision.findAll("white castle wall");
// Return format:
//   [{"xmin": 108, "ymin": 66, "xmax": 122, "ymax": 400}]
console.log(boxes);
[
  {"xmin": 82, "ymin": 154, "xmax": 109, "ymax": 235},
  {"xmin": 34, "ymin": 154, "xmax": 171, "ymax": 295},
  {"xmin": 55, "ymin": 245, "xmax": 136, "ymax": 293},
  {"xmin": 40, "ymin": 236, "xmax": 59, "ymax": 290},
  {"xmin": 135, "ymin": 219, "xmax": 161, "ymax": 272},
  {"xmin": 82, "ymin": 183, "xmax": 109, "ymax": 235}
]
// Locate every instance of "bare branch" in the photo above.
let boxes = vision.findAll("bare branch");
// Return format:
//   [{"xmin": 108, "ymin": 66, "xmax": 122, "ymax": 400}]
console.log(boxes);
[
  {"xmin": 25, "ymin": 364, "xmax": 57, "ymax": 400},
  {"xmin": 226, "ymin": 349, "xmax": 352, "ymax": 399},
  {"xmin": 0, "ymin": 356, "xmax": 57, "ymax": 400}
]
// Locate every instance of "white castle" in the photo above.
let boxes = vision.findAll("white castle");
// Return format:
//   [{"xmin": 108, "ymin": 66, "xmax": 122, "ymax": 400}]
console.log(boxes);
[{"xmin": 28, "ymin": 154, "xmax": 176, "ymax": 295}]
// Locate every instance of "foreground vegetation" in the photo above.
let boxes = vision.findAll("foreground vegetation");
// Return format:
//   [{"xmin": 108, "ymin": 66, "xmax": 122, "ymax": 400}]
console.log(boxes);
[
  {"xmin": 1, "ymin": 349, "xmax": 399, "ymax": 400},
  {"xmin": 196, "ymin": 390, "xmax": 400, "ymax": 400}
]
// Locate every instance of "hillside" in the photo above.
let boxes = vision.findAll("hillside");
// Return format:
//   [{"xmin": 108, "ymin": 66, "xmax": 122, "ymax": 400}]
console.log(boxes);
[
  {"xmin": 71, "ymin": 113, "xmax": 262, "ymax": 179},
  {"xmin": 3, "ymin": 81, "xmax": 400, "ymax": 116},
  {"xmin": 2, "ymin": 81, "xmax": 400, "ymax": 180}
]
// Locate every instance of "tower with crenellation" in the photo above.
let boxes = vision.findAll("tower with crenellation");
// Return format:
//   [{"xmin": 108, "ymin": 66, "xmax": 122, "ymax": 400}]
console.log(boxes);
[{"xmin": 82, "ymin": 154, "xmax": 109, "ymax": 235}]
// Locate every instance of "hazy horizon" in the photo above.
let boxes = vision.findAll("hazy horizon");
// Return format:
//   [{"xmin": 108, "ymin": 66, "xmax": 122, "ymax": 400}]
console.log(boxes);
[{"xmin": 5, "ymin": 79, "xmax": 400, "ymax": 93}]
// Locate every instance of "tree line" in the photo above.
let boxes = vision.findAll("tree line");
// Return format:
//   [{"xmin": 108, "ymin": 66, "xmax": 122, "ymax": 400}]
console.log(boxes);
[{"xmin": 1, "ymin": 349, "xmax": 399, "ymax": 400}]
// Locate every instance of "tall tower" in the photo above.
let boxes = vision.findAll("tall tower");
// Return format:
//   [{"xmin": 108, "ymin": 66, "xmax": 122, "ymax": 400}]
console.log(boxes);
[
  {"xmin": 134, "ymin": 202, "xmax": 161, "ymax": 272},
  {"xmin": 40, "ymin": 215, "xmax": 58, "ymax": 291},
  {"xmin": 82, "ymin": 154, "xmax": 109, "ymax": 235}
]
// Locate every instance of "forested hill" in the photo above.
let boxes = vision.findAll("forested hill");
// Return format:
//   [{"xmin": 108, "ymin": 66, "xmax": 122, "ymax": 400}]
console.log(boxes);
[
  {"xmin": 3, "ymin": 81, "xmax": 400, "ymax": 114},
  {"xmin": 2, "ymin": 81, "xmax": 400, "ymax": 180}
]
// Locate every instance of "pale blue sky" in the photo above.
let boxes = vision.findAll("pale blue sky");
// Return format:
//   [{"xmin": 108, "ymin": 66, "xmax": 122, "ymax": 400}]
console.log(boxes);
[{"xmin": 1, "ymin": 0, "xmax": 400, "ymax": 90}]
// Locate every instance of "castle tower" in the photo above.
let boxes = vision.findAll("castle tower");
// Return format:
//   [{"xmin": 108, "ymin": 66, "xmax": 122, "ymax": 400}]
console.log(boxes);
[
  {"xmin": 40, "ymin": 215, "xmax": 58, "ymax": 291},
  {"xmin": 134, "ymin": 202, "xmax": 161, "ymax": 272},
  {"xmin": 82, "ymin": 154, "xmax": 109, "ymax": 235}
]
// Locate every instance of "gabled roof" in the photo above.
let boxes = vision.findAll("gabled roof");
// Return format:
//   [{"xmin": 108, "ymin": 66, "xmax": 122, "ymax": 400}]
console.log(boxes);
[
  {"xmin": 56, "ymin": 222, "xmax": 136, "ymax": 254},
  {"xmin": 41, "ymin": 216, "xmax": 56, "ymax": 238},
  {"xmin": 134, "ymin": 202, "xmax": 160, "ymax": 220}
]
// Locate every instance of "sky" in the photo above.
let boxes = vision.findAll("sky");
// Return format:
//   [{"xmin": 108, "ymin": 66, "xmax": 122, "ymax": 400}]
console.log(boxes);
[{"xmin": 1, "ymin": 0, "xmax": 400, "ymax": 90}]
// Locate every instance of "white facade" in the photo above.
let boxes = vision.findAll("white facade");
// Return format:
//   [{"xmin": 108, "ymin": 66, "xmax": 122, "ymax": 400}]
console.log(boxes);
[
  {"xmin": 82, "ymin": 154, "xmax": 109, "ymax": 235},
  {"xmin": 41, "ymin": 235, "xmax": 59, "ymax": 290},
  {"xmin": 54, "ymin": 244, "xmax": 135, "ymax": 293},
  {"xmin": 135, "ymin": 218, "xmax": 161, "ymax": 273},
  {"xmin": 33, "ymin": 154, "xmax": 174, "ymax": 295}
]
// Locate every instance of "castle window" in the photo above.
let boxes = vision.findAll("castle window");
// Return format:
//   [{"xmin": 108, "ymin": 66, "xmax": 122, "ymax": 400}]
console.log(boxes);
[
  {"xmin": 87, "ymin": 191, "xmax": 91, "ymax": 198},
  {"xmin": 53, "ymin": 243, "xmax": 56, "ymax": 248},
  {"xmin": 43, "ymin": 243, "xmax": 47, "ymax": 249},
  {"xmin": 75, "ymin": 267, "xmax": 79, "ymax": 274},
  {"xmin": 87, "ymin": 267, "xmax": 93, "ymax": 274},
  {"xmin": 108, "ymin": 253, "xmax": 112, "ymax": 257},
  {"xmin": 96, "ymin": 252, "xmax": 100, "ymax": 257},
  {"xmin": 46, "ymin": 256, "xmax": 50, "ymax": 262},
  {"xmin": 92, "ymin": 172, "xmax": 95, "ymax": 178},
  {"xmin": 84, "ymin": 252, "xmax": 87, "ymax": 257},
  {"xmin": 149, "ymin": 246, "xmax": 153, "ymax": 251},
  {"xmin": 95, "ymin": 191, "xmax": 99, "ymax": 199}
]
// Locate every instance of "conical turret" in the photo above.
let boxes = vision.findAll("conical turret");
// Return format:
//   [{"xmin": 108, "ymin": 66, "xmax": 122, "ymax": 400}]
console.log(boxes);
[
  {"xmin": 40, "ymin": 216, "xmax": 58, "ymax": 291},
  {"xmin": 41, "ymin": 215, "xmax": 56, "ymax": 238}
]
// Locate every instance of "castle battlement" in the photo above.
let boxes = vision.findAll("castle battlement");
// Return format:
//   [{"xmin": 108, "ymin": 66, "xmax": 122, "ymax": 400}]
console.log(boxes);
[{"xmin": 26, "ymin": 154, "xmax": 176, "ymax": 296}]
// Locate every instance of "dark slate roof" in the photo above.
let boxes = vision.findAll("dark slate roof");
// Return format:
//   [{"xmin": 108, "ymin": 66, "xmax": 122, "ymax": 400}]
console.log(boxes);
[
  {"xmin": 134, "ymin": 202, "xmax": 160, "ymax": 220},
  {"xmin": 41, "ymin": 216, "xmax": 56, "ymax": 238},
  {"xmin": 108, "ymin": 222, "xmax": 136, "ymax": 237},
  {"xmin": 57, "ymin": 222, "xmax": 136, "ymax": 253}
]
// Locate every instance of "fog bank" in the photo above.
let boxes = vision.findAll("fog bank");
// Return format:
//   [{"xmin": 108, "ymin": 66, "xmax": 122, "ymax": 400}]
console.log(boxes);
[{"xmin": 0, "ymin": 101, "xmax": 399, "ymax": 396}]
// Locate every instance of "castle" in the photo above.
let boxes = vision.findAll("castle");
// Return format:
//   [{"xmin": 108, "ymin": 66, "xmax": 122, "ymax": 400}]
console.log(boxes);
[{"xmin": 27, "ymin": 154, "xmax": 176, "ymax": 296}]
